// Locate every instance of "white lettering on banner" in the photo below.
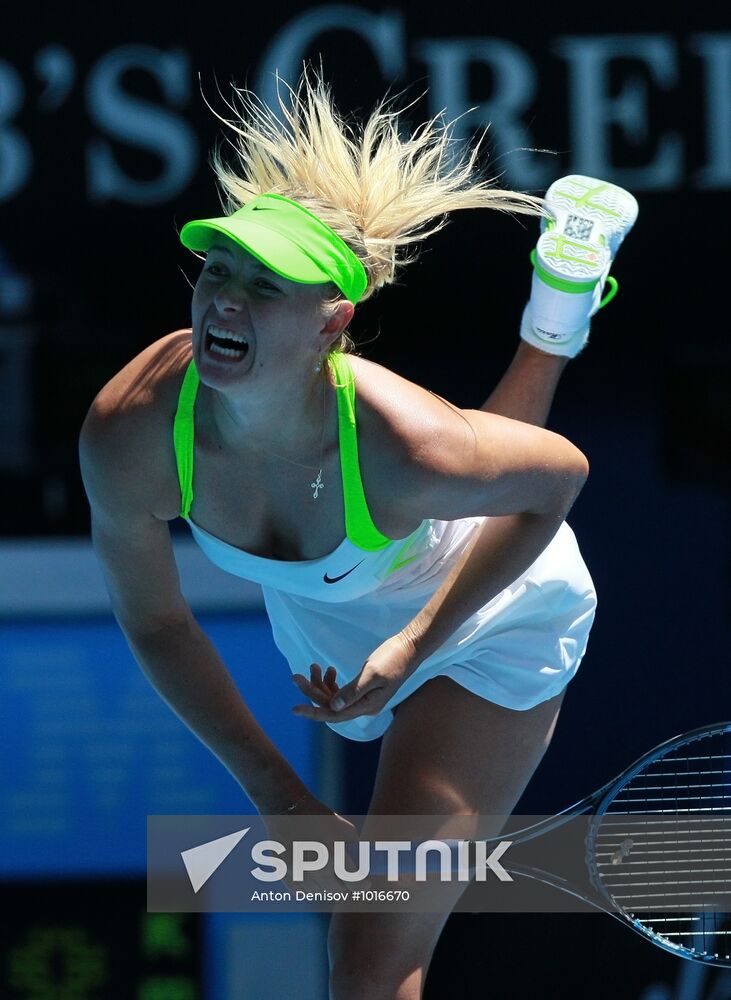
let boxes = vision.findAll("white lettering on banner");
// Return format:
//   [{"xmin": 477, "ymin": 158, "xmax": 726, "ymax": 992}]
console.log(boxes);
[
  {"xmin": 34, "ymin": 45, "xmax": 77, "ymax": 113},
  {"xmin": 85, "ymin": 45, "xmax": 198, "ymax": 205},
  {"xmin": 690, "ymin": 34, "xmax": 731, "ymax": 188},
  {"xmin": 1, "ymin": 28, "xmax": 730, "ymax": 205},
  {"xmin": 413, "ymin": 38, "xmax": 553, "ymax": 189},
  {"xmin": 554, "ymin": 34, "xmax": 683, "ymax": 189},
  {"xmin": 0, "ymin": 59, "xmax": 31, "ymax": 200},
  {"xmin": 254, "ymin": 5, "xmax": 407, "ymax": 119}
]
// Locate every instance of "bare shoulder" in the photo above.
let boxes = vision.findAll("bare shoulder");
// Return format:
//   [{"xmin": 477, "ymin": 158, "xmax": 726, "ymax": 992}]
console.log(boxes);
[
  {"xmin": 347, "ymin": 353, "xmax": 474, "ymax": 469},
  {"xmin": 348, "ymin": 352, "xmax": 571, "ymax": 471},
  {"xmin": 80, "ymin": 328, "xmax": 193, "ymax": 521},
  {"xmin": 85, "ymin": 328, "xmax": 192, "ymax": 422},
  {"xmin": 344, "ymin": 353, "xmax": 479, "ymax": 529},
  {"xmin": 347, "ymin": 353, "xmax": 587, "ymax": 522}
]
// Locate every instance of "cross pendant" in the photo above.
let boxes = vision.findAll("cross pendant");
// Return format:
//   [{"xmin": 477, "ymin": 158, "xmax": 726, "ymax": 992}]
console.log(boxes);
[{"xmin": 311, "ymin": 470, "xmax": 324, "ymax": 499}]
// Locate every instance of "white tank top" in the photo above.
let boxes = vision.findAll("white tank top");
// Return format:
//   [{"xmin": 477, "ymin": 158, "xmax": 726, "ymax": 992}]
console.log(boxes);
[{"xmin": 172, "ymin": 349, "xmax": 594, "ymax": 740}]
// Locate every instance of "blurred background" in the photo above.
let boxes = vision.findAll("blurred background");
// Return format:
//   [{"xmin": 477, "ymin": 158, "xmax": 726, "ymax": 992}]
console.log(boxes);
[{"xmin": 1, "ymin": 1, "xmax": 729, "ymax": 997}]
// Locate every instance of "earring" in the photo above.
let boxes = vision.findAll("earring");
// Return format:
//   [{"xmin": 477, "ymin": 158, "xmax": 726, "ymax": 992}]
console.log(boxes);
[{"xmin": 314, "ymin": 355, "xmax": 322, "ymax": 373}]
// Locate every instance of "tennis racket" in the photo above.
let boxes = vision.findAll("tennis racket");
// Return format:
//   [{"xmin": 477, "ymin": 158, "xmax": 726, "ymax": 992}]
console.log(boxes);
[{"xmin": 469, "ymin": 721, "xmax": 731, "ymax": 966}]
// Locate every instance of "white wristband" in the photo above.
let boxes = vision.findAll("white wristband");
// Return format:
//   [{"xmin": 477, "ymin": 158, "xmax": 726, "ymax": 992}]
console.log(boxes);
[{"xmin": 519, "ymin": 303, "xmax": 590, "ymax": 359}]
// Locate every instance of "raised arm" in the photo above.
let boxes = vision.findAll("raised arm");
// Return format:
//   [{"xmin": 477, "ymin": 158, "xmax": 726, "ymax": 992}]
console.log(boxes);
[
  {"xmin": 78, "ymin": 390, "xmax": 307, "ymax": 814},
  {"xmin": 396, "ymin": 402, "xmax": 588, "ymax": 665},
  {"xmin": 306, "ymin": 396, "xmax": 589, "ymax": 722}
]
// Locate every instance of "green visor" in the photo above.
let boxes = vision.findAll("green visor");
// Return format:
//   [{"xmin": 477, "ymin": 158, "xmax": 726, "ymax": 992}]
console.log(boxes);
[{"xmin": 179, "ymin": 193, "xmax": 367, "ymax": 305}]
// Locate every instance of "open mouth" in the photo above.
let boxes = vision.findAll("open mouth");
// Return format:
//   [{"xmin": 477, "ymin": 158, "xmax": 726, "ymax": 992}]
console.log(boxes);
[{"xmin": 204, "ymin": 324, "xmax": 250, "ymax": 362}]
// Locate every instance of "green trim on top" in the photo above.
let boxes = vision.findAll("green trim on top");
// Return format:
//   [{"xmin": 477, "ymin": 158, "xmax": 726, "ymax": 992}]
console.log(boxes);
[
  {"xmin": 530, "ymin": 249, "xmax": 598, "ymax": 294},
  {"xmin": 171, "ymin": 351, "xmax": 395, "ymax": 551},
  {"xmin": 328, "ymin": 351, "xmax": 394, "ymax": 552},
  {"xmin": 381, "ymin": 523, "xmax": 428, "ymax": 578},
  {"xmin": 598, "ymin": 275, "xmax": 619, "ymax": 309},
  {"xmin": 173, "ymin": 359, "xmax": 199, "ymax": 519}
]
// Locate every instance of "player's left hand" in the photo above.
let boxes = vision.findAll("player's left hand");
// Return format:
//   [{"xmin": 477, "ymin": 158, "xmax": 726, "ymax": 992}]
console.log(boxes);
[{"xmin": 291, "ymin": 632, "xmax": 420, "ymax": 722}]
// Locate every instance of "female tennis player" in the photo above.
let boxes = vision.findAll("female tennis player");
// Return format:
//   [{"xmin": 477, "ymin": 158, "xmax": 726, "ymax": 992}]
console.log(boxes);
[{"xmin": 79, "ymin": 64, "xmax": 637, "ymax": 998}]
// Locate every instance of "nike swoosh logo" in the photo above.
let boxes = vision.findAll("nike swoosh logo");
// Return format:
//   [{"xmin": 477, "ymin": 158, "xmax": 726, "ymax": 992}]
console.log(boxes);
[
  {"xmin": 323, "ymin": 559, "xmax": 365, "ymax": 584},
  {"xmin": 382, "ymin": 524, "xmax": 429, "ymax": 579},
  {"xmin": 390, "ymin": 552, "xmax": 420, "ymax": 572}
]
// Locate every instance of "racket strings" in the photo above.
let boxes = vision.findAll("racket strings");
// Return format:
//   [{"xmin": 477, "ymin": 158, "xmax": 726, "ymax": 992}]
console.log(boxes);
[{"xmin": 593, "ymin": 728, "xmax": 731, "ymax": 961}]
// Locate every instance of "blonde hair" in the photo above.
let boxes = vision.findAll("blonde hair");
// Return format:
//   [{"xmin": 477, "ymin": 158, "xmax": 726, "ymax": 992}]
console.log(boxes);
[{"xmin": 204, "ymin": 59, "xmax": 548, "ymax": 356}]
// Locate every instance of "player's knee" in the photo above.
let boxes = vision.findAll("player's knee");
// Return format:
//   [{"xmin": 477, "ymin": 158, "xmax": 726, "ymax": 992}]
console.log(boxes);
[
  {"xmin": 327, "ymin": 913, "xmax": 433, "ymax": 1000},
  {"xmin": 328, "ymin": 956, "xmax": 425, "ymax": 1000}
]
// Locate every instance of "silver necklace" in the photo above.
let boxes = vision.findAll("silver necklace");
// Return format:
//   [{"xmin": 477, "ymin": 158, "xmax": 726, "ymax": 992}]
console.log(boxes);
[
  {"xmin": 237, "ymin": 353, "xmax": 328, "ymax": 500},
  {"xmin": 214, "ymin": 354, "xmax": 329, "ymax": 500}
]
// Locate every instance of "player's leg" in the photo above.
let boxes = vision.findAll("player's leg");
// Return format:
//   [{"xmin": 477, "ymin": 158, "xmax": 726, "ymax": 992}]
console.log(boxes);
[
  {"xmin": 477, "ymin": 176, "xmax": 638, "ymax": 426},
  {"xmin": 327, "ymin": 676, "xmax": 566, "ymax": 1000},
  {"xmin": 479, "ymin": 339, "xmax": 569, "ymax": 426}
]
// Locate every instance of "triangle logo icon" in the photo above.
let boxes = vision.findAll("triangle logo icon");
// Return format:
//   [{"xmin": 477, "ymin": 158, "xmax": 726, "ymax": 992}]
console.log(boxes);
[{"xmin": 181, "ymin": 827, "xmax": 250, "ymax": 893}]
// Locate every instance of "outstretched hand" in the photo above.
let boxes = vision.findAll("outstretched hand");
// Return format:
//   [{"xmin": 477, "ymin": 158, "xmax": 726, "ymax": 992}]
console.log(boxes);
[
  {"xmin": 262, "ymin": 791, "xmax": 367, "ymax": 895},
  {"xmin": 291, "ymin": 633, "xmax": 420, "ymax": 723}
]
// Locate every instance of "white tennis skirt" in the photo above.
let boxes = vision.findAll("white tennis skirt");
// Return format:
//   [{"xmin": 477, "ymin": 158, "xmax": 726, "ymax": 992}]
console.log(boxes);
[{"xmin": 263, "ymin": 518, "xmax": 598, "ymax": 743}]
